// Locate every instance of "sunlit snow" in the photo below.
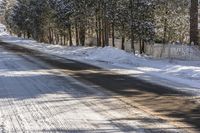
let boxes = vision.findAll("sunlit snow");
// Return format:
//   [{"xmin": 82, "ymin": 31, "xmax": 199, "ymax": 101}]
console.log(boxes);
[{"xmin": 1, "ymin": 24, "xmax": 200, "ymax": 95}]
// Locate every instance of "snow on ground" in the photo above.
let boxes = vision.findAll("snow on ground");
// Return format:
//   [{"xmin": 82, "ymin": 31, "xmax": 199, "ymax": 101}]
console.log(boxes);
[
  {"xmin": 1, "ymin": 29, "xmax": 200, "ymax": 95},
  {"xmin": 0, "ymin": 41, "xmax": 187, "ymax": 133}
]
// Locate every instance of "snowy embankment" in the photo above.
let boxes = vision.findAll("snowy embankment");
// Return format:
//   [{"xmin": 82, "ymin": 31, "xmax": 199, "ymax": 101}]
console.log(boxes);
[{"xmin": 1, "ymin": 29, "xmax": 200, "ymax": 95}]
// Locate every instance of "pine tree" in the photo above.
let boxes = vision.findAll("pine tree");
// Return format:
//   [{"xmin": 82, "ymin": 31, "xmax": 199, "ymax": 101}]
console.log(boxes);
[
  {"xmin": 155, "ymin": 0, "xmax": 189, "ymax": 44},
  {"xmin": 0, "ymin": 0, "xmax": 8, "ymax": 16},
  {"xmin": 5, "ymin": 0, "xmax": 157, "ymax": 54}
]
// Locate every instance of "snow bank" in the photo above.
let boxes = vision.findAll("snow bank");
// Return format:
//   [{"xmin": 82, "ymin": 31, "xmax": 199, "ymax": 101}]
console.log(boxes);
[{"xmin": 1, "ymin": 26, "xmax": 200, "ymax": 95}]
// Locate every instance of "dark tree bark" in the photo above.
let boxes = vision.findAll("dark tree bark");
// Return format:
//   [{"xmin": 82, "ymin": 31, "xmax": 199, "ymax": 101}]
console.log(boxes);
[
  {"xmin": 190, "ymin": 0, "xmax": 199, "ymax": 45},
  {"xmin": 112, "ymin": 22, "xmax": 115, "ymax": 47},
  {"xmin": 163, "ymin": 18, "xmax": 167, "ymax": 44},
  {"xmin": 122, "ymin": 36, "xmax": 125, "ymax": 50},
  {"xmin": 27, "ymin": 31, "xmax": 31, "ymax": 39},
  {"xmin": 64, "ymin": 34, "xmax": 66, "ymax": 45},
  {"xmin": 75, "ymin": 21, "xmax": 79, "ymax": 46},
  {"xmin": 60, "ymin": 35, "xmax": 63, "ymax": 45},
  {"xmin": 23, "ymin": 32, "xmax": 26, "ymax": 38},
  {"xmin": 140, "ymin": 39, "xmax": 145, "ymax": 54},
  {"xmin": 97, "ymin": 1, "xmax": 102, "ymax": 47},
  {"xmin": 48, "ymin": 28, "xmax": 52, "ymax": 43},
  {"xmin": 130, "ymin": 0, "xmax": 135, "ymax": 53},
  {"xmin": 142, "ymin": 40, "xmax": 145, "ymax": 54},
  {"xmin": 98, "ymin": 16, "xmax": 102, "ymax": 47},
  {"xmin": 121, "ymin": 24, "xmax": 125, "ymax": 50},
  {"xmin": 95, "ymin": 10, "xmax": 100, "ymax": 46},
  {"xmin": 104, "ymin": 19, "xmax": 109, "ymax": 46},
  {"xmin": 79, "ymin": 26, "xmax": 86, "ymax": 46},
  {"xmin": 51, "ymin": 29, "xmax": 54, "ymax": 44},
  {"xmin": 68, "ymin": 24, "xmax": 73, "ymax": 46}
]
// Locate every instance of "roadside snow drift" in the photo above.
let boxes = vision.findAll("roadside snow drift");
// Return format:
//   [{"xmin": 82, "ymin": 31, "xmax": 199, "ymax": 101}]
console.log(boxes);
[{"xmin": 0, "ymin": 27, "xmax": 200, "ymax": 95}]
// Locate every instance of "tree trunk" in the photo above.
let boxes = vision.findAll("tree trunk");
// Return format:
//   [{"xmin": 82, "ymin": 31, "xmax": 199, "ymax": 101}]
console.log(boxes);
[
  {"xmin": 121, "ymin": 24, "xmax": 125, "ymax": 50},
  {"xmin": 68, "ymin": 24, "xmax": 73, "ymax": 46},
  {"xmin": 55, "ymin": 34, "xmax": 59, "ymax": 44},
  {"xmin": 23, "ymin": 32, "xmax": 26, "ymax": 38},
  {"xmin": 112, "ymin": 23, "xmax": 115, "ymax": 47},
  {"xmin": 51, "ymin": 29, "xmax": 54, "ymax": 44},
  {"xmin": 64, "ymin": 34, "xmax": 66, "ymax": 45},
  {"xmin": 102, "ymin": 17, "xmax": 105, "ymax": 47},
  {"xmin": 61, "ymin": 35, "xmax": 63, "ymax": 45},
  {"xmin": 139, "ymin": 39, "xmax": 142, "ymax": 54},
  {"xmin": 18, "ymin": 31, "xmax": 22, "ymax": 37},
  {"xmin": 98, "ymin": 1, "xmax": 102, "ymax": 47},
  {"xmin": 75, "ymin": 21, "xmax": 79, "ymax": 46},
  {"xmin": 48, "ymin": 28, "xmax": 52, "ymax": 43},
  {"xmin": 122, "ymin": 36, "xmax": 125, "ymax": 50},
  {"xmin": 130, "ymin": 0, "xmax": 135, "ymax": 53},
  {"xmin": 163, "ymin": 18, "xmax": 167, "ymax": 44},
  {"xmin": 140, "ymin": 40, "xmax": 145, "ymax": 54},
  {"xmin": 160, "ymin": 15, "xmax": 168, "ymax": 57},
  {"xmin": 104, "ymin": 19, "xmax": 109, "ymax": 46},
  {"xmin": 142, "ymin": 40, "xmax": 145, "ymax": 54},
  {"xmin": 190, "ymin": 0, "xmax": 199, "ymax": 45},
  {"xmin": 27, "ymin": 31, "xmax": 31, "ymax": 39},
  {"xmin": 95, "ymin": 10, "xmax": 100, "ymax": 46},
  {"xmin": 79, "ymin": 26, "xmax": 86, "ymax": 46}
]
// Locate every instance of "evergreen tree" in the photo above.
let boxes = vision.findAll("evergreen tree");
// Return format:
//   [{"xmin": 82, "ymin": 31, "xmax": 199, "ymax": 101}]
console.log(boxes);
[
  {"xmin": 4, "ymin": 0, "xmax": 157, "ymax": 54},
  {"xmin": 155, "ymin": 0, "xmax": 189, "ymax": 44}
]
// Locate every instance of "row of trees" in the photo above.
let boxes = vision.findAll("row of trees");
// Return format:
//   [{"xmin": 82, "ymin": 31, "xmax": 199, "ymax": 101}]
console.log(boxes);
[
  {"xmin": 3, "ymin": 0, "xmax": 155, "ymax": 53},
  {"xmin": 1, "ymin": 0, "xmax": 199, "ymax": 53}
]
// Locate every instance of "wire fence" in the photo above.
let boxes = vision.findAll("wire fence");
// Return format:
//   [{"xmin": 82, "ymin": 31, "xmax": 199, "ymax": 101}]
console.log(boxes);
[
  {"xmin": 145, "ymin": 44, "xmax": 200, "ymax": 60},
  {"xmin": 84, "ymin": 38, "xmax": 200, "ymax": 61}
]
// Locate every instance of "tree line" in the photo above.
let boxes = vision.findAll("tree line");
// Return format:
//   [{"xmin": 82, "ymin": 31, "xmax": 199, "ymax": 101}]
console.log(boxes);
[{"xmin": 1, "ymin": 0, "xmax": 199, "ymax": 54}]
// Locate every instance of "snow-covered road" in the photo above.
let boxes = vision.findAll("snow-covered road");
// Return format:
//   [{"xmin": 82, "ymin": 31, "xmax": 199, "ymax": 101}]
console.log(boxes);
[
  {"xmin": 0, "ymin": 43, "xmax": 194, "ymax": 133},
  {"xmin": 1, "ymin": 33, "xmax": 200, "ymax": 95}
]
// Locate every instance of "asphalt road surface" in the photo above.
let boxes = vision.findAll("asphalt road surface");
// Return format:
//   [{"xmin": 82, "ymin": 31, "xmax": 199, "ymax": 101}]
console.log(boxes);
[{"xmin": 0, "ymin": 41, "xmax": 200, "ymax": 133}]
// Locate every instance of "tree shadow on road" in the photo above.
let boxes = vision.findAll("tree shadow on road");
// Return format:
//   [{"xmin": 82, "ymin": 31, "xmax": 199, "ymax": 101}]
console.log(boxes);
[{"xmin": 1, "ymin": 42, "xmax": 200, "ymax": 132}]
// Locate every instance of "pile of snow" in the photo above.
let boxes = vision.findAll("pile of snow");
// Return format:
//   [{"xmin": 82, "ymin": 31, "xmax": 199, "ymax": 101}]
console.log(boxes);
[
  {"xmin": 0, "ymin": 23, "xmax": 7, "ymax": 35},
  {"xmin": 1, "ymin": 25, "xmax": 200, "ymax": 95}
]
